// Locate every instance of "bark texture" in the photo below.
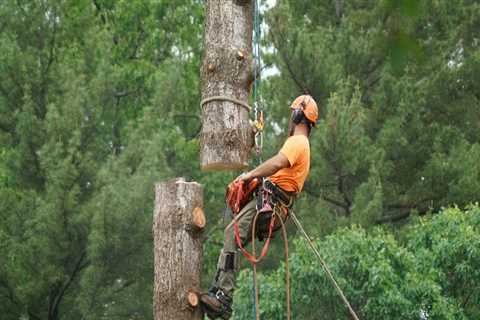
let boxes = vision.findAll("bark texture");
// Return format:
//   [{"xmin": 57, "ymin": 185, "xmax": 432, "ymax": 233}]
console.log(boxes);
[
  {"xmin": 153, "ymin": 178, "xmax": 204, "ymax": 320},
  {"xmin": 200, "ymin": 0, "xmax": 255, "ymax": 171}
]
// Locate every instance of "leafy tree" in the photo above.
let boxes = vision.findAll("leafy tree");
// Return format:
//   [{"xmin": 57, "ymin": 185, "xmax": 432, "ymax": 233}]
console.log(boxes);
[
  {"xmin": 406, "ymin": 206, "xmax": 480, "ymax": 319},
  {"xmin": 0, "ymin": 1, "xmax": 210, "ymax": 319},
  {"xmin": 1, "ymin": 0, "xmax": 479, "ymax": 319},
  {"xmin": 234, "ymin": 206, "xmax": 480, "ymax": 319}
]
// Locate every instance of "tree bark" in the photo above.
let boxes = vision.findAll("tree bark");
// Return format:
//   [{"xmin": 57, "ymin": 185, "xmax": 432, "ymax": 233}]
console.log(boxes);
[
  {"xmin": 200, "ymin": 0, "xmax": 255, "ymax": 171},
  {"xmin": 153, "ymin": 178, "xmax": 205, "ymax": 320}
]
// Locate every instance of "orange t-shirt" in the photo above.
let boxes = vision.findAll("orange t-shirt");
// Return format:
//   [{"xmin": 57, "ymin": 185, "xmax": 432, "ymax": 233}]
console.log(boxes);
[{"xmin": 269, "ymin": 135, "xmax": 310, "ymax": 193}]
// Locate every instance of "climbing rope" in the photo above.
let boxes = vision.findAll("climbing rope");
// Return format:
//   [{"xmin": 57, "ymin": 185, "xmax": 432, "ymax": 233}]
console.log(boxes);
[
  {"xmin": 251, "ymin": 206, "xmax": 291, "ymax": 320},
  {"xmin": 252, "ymin": 0, "xmax": 264, "ymax": 164},
  {"xmin": 200, "ymin": 95, "xmax": 252, "ymax": 112},
  {"xmin": 290, "ymin": 211, "xmax": 361, "ymax": 320}
]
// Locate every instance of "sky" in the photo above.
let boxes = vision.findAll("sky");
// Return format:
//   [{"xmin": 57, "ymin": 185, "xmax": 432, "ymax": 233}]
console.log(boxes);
[
  {"xmin": 261, "ymin": 0, "xmax": 279, "ymax": 78},
  {"xmin": 266, "ymin": 0, "xmax": 277, "ymax": 8}
]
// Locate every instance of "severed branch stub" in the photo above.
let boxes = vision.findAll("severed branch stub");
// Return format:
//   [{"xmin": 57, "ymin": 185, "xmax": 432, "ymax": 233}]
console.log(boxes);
[
  {"xmin": 191, "ymin": 207, "xmax": 206, "ymax": 230},
  {"xmin": 200, "ymin": 0, "xmax": 255, "ymax": 172},
  {"xmin": 187, "ymin": 291, "xmax": 200, "ymax": 309}
]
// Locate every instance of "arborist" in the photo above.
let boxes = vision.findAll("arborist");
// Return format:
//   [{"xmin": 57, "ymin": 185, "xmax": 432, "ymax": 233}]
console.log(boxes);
[{"xmin": 200, "ymin": 95, "xmax": 319, "ymax": 320}]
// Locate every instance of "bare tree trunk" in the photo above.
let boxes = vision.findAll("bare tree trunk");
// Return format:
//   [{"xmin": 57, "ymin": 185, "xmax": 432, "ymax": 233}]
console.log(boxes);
[
  {"xmin": 200, "ymin": 0, "xmax": 255, "ymax": 171},
  {"xmin": 153, "ymin": 178, "xmax": 205, "ymax": 320},
  {"xmin": 336, "ymin": 0, "xmax": 344, "ymax": 20}
]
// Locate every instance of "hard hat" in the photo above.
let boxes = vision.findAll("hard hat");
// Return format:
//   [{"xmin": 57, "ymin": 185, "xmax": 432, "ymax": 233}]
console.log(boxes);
[{"xmin": 290, "ymin": 95, "xmax": 318, "ymax": 126}]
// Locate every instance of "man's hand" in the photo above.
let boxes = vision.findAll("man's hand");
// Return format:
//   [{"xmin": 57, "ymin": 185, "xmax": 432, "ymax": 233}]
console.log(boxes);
[{"xmin": 235, "ymin": 172, "xmax": 253, "ymax": 182}]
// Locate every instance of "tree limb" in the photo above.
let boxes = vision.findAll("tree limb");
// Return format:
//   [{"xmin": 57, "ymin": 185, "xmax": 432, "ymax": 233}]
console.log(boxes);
[
  {"xmin": 377, "ymin": 201, "xmax": 438, "ymax": 224},
  {"xmin": 50, "ymin": 252, "xmax": 89, "ymax": 320},
  {"xmin": 375, "ymin": 209, "xmax": 412, "ymax": 224},
  {"xmin": 337, "ymin": 173, "xmax": 352, "ymax": 215},
  {"xmin": 92, "ymin": 0, "xmax": 107, "ymax": 24},
  {"xmin": 322, "ymin": 195, "xmax": 350, "ymax": 212},
  {"xmin": 269, "ymin": 21, "xmax": 307, "ymax": 92}
]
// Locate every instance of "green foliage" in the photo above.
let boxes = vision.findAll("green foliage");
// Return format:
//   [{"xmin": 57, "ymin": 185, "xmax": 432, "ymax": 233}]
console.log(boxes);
[
  {"xmin": 235, "ymin": 206, "xmax": 480, "ymax": 319},
  {"xmin": 0, "ymin": 0, "xmax": 479, "ymax": 319},
  {"xmin": 265, "ymin": 0, "xmax": 480, "ymax": 230},
  {"xmin": 0, "ymin": 1, "xmax": 208, "ymax": 319},
  {"xmin": 406, "ymin": 206, "xmax": 480, "ymax": 318}
]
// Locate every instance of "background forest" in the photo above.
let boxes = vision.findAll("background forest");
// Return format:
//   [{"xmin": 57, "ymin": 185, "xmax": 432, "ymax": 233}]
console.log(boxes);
[{"xmin": 0, "ymin": 0, "xmax": 479, "ymax": 319}]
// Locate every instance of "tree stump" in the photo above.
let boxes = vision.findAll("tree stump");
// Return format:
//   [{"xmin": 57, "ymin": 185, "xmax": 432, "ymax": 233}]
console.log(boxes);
[
  {"xmin": 153, "ymin": 178, "xmax": 205, "ymax": 320},
  {"xmin": 200, "ymin": 0, "xmax": 255, "ymax": 171}
]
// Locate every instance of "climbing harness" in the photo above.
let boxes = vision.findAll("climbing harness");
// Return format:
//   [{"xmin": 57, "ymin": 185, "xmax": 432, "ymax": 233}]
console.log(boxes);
[
  {"xmin": 227, "ymin": 180, "xmax": 292, "ymax": 265},
  {"xmin": 290, "ymin": 211, "xmax": 361, "ymax": 320},
  {"xmin": 225, "ymin": 177, "xmax": 293, "ymax": 320}
]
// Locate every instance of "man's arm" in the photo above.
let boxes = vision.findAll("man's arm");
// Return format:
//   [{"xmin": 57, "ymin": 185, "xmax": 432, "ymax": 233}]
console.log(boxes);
[{"xmin": 241, "ymin": 152, "xmax": 290, "ymax": 181}]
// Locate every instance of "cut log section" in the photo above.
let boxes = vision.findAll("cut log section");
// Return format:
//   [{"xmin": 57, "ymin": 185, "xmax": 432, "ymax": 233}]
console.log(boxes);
[
  {"xmin": 200, "ymin": 0, "xmax": 255, "ymax": 171},
  {"xmin": 153, "ymin": 178, "xmax": 204, "ymax": 320}
]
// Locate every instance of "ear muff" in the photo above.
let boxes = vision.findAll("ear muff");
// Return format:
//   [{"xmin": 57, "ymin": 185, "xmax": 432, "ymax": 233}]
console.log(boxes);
[
  {"xmin": 292, "ymin": 108, "xmax": 305, "ymax": 124},
  {"xmin": 292, "ymin": 97, "xmax": 307, "ymax": 124}
]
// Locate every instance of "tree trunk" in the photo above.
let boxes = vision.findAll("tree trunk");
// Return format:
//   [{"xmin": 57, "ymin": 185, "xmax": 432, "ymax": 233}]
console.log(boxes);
[
  {"xmin": 153, "ymin": 178, "xmax": 205, "ymax": 320},
  {"xmin": 200, "ymin": 0, "xmax": 255, "ymax": 171}
]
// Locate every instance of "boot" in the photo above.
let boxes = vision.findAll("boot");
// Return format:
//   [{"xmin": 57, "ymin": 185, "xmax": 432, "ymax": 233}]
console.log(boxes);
[{"xmin": 200, "ymin": 287, "xmax": 233, "ymax": 320}]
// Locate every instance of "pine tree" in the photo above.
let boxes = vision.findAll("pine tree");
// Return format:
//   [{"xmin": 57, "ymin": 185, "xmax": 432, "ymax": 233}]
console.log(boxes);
[{"xmin": 263, "ymin": 0, "xmax": 480, "ymax": 229}]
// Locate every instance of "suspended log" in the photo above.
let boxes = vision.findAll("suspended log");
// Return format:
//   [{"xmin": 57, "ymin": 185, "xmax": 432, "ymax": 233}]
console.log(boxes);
[
  {"xmin": 153, "ymin": 178, "xmax": 205, "ymax": 320},
  {"xmin": 200, "ymin": 0, "xmax": 255, "ymax": 171}
]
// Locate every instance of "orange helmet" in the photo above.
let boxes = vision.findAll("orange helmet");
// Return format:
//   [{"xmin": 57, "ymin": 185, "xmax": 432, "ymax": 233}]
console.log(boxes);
[{"xmin": 290, "ymin": 95, "xmax": 318, "ymax": 126}]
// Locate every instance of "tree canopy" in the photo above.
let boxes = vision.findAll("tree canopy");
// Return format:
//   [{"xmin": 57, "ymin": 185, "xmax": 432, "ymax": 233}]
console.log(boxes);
[{"xmin": 0, "ymin": 0, "xmax": 479, "ymax": 319}]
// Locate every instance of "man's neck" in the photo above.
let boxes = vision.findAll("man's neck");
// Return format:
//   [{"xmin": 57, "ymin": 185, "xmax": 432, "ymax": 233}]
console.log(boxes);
[{"xmin": 292, "ymin": 123, "xmax": 309, "ymax": 137}]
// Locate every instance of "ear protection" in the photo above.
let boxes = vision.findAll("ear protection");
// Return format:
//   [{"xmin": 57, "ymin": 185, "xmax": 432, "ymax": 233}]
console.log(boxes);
[
  {"xmin": 292, "ymin": 96, "xmax": 308, "ymax": 125},
  {"xmin": 292, "ymin": 108, "xmax": 305, "ymax": 124}
]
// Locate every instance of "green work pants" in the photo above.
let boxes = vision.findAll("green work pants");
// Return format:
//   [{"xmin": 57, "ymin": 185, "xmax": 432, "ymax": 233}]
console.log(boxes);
[{"xmin": 212, "ymin": 199, "xmax": 263, "ymax": 298}]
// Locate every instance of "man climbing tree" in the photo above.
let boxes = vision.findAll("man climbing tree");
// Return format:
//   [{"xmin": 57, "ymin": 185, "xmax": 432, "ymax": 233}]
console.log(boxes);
[{"xmin": 200, "ymin": 95, "xmax": 319, "ymax": 319}]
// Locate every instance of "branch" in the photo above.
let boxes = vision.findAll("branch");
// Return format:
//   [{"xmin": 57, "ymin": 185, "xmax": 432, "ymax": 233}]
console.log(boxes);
[
  {"xmin": 44, "ymin": 13, "xmax": 57, "ymax": 76},
  {"xmin": 377, "ymin": 201, "xmax": 438, "ymax": 224},
  {"xmin": 303, "ymin": 184, "xmax": 351, "ymax": 213},
  {"xmin": 128, "ymin": 27, "xmax": 145, "ymax": 60},
  {"xmin": 113, "ymin": 89, "xmax": 139, "ymax": 98},
  {"xmin": 50, "ymin": 252, "xmax": 89, "ymax": 319},
  {"xmin": 461, "ymin": 287, "xmax": 476, "ymax": 309},
  {"xmin": 322, "ymin": 195, "xmax": 350, "ymax": 211},
  {"xmin": 113, "ymin": 280, "xmax": 135, "ymax": 294},
  {"xmin": 375, "ymin": 209, "xmax": 412, "ymax": 224},
  {"xmin": 337, "ymin": 174, "xmax": 352, "ymax": 215},
  {"xmin": 92, "ymin": 0, "xmax": 107, "ymax": 24},
  {"xmin": 269, "ymin": 21, "xmax": 307, "ymax": 92}
]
